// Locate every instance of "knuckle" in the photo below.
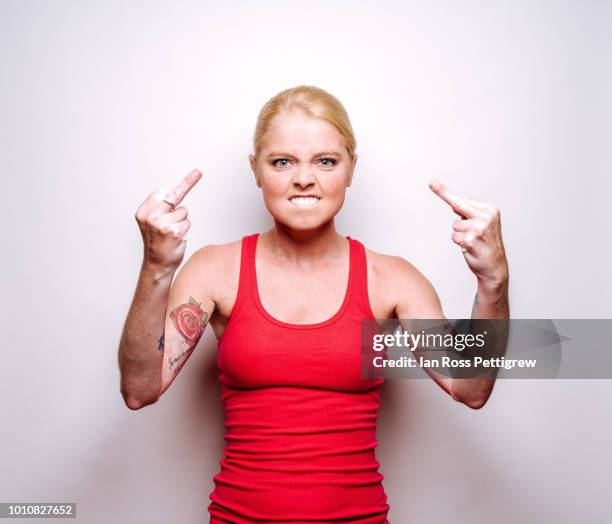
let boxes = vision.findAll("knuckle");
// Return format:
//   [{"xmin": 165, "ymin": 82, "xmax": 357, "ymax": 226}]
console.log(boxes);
[
  {"xmin": 174, "ymin": 225, "xmax": 187, "ymax": 239},
  {"xmin": 150, "ymin": 188, "xmax": 166, "ymax": 202},
  {"xmin": 158, "ymin": 223, "xmax": 173, "ymax": 235},
  {"xmin": 473, "ymin": 223, "xmax": 486, "ymax": 236},
  {"xmin": 147, "ymin": 215, "xmax": 161, "ymax": 228}
]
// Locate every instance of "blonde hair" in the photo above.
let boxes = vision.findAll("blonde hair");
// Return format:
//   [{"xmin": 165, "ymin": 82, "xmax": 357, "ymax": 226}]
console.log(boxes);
[{"xmin": 252, "ymin": 85, "xmax": 357, "ymax": 161}]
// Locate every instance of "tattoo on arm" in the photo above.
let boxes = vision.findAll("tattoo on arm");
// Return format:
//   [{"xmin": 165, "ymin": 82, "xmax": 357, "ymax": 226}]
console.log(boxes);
[{"xmin": 166, "ymin": 296, "xmax": 209, "ymax": 375}]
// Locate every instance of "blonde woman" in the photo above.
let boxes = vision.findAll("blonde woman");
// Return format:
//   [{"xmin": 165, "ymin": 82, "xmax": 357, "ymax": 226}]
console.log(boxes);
[{"xmin": 118, "ymin": 85, "xmax": 509, "ymax": 523}]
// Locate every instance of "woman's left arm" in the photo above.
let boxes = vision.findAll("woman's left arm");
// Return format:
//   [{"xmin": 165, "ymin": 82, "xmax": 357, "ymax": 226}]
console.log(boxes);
[
  {"xmin": 429, "ymin": 179, "xmax": 510, "ymax": 407},
  {"xmin": 391, "ymin": 180, "xmax": 509, "ymax": 409}
]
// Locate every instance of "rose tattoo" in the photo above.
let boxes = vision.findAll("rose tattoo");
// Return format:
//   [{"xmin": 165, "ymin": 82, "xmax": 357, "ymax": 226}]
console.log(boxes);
[{"xmin": 169, "ymin": 296, "xmax": 208, "ymax": 344}]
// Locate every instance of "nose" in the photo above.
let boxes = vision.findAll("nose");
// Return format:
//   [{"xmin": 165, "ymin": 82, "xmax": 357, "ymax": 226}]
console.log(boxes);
[{"xmin": 292, "ymin": 165, "xmax": 316, "ymax": 189}]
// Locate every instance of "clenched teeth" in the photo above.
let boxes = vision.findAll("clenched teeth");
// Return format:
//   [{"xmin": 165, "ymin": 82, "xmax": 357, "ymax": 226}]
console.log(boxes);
[{"xmin": 289, "ymin": 197, "xmax": 321, "ymax": 206}]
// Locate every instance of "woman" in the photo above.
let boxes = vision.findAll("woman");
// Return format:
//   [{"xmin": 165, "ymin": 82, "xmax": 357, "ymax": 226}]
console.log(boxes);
[{"xmin": 118, "ymin": 85, "xmax": 510, "ymax": 523}]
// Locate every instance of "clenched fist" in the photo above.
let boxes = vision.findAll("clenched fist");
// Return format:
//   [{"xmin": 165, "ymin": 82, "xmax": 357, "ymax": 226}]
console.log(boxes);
[{"xmin": 135, "ymin": 168, "xmax": 202, "ymax": 272}]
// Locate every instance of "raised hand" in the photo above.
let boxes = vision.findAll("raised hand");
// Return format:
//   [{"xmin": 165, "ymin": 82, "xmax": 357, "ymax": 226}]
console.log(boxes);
[
  {"xmin": 135, "ymin": 168, "xmax": 202, "ymax": 272},
  {"xmin": 428, "ymin": 178, "xmax": 508, "ymax": 285}
]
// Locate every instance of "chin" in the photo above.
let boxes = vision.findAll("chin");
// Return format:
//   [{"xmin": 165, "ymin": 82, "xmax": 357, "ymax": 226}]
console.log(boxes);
[
  {"xmin": 281, "ymin": 217, "xmax": 325, "ymax": 230},
  {"xmin": 270, "ymin": 212, "xmax": 329, "ymax": 231}
]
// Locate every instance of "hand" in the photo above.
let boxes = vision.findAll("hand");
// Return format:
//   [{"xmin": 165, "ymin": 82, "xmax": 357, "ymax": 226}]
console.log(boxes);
[
  {"xmin": 135, "ymin": 168, "xmax": 202, "ymax": 272},
  {"xmin": 428, "ymin": 178, "xmax": 508, "ymax": 286}
]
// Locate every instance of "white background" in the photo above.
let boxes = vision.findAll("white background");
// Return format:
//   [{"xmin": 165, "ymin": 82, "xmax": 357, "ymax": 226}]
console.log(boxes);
[{"xmin": 1, "ymin": 0, "xmax": 611, "ymax": 522}]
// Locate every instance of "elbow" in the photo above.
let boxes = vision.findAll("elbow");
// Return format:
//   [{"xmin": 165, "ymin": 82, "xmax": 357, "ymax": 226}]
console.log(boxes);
[
  {"xmin": 123, "ymin": 395, "xmax": 145, "ymax": 410},
  {"xmin": 451, "ymin": 388, "xmax": 489, "ymax": 410},
  {"xmin": 463, "ymin": 396, "xmax": 488, "ymax": 410},
  {"xmin": 450, "ymin": 380, "xmax": 493, "ymax": 410},
  {"xmin": 120, "ymin": 387, "xmax": 159, "ymax": 411},
  {"xmin": 460, "ymin": 391, "xmax": 491, "ymax": 410}
]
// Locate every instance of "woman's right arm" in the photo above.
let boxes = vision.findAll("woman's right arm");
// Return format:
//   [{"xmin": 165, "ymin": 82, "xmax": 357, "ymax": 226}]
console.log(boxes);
[{"xmin": 118, "ymin": 169, "xmax": 207, "ymax": 410}]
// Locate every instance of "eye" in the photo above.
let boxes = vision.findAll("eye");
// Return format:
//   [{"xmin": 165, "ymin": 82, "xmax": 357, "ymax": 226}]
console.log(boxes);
[{"xmin": 271, "ymin": 157, "xmax": 337, "ymax": 168}]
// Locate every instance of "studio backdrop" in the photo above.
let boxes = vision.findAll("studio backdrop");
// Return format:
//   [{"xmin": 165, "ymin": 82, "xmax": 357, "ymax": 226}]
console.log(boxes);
[{"xmin": 1, "ymin": 1, "xmax": 610, "ymax": 523}]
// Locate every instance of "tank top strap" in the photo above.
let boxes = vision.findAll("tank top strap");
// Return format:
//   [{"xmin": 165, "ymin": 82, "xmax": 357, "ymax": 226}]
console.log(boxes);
[
  {"xmin": 346, "ymin": 236, "xmax": 376, "ymax": 320},
  {"xmin": 229, "ymin": 232, "xmax": 258, "ymax": 320}
]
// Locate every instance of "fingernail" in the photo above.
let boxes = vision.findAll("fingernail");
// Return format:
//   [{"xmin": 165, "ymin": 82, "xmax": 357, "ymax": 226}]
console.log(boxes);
[{"xmin": 429, "ymin": 179, "xmax": 439, "ymax": 190}]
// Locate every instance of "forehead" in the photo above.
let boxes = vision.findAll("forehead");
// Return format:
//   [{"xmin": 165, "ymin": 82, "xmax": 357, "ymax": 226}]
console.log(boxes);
[{"xmin": 261, "ymin": 109, "xmax": 346, "ymax": 153}]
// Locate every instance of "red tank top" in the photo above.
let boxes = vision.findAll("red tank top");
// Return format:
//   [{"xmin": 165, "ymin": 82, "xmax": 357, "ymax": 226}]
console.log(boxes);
[{"xmin": 207, "ymin": 232, "xmax": 390, "ymax": 523}]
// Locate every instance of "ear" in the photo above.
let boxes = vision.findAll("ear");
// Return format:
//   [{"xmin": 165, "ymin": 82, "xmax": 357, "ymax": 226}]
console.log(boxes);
[
  {"xmin": 346, "ymin": 153, "xmax": 357, "ymax": 187},
  {"xmin": 249, "ymin": 154, "xmax": 262, "ymax": 188}
]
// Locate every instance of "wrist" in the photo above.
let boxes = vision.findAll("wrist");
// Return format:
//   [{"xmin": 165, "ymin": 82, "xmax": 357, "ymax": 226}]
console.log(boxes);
[
  {"xmin": 477, "ymin": 272, "xmax": 508, "ymax": 302},
  {"xmin": 140, "ymin": 260, "xmax": 176, "ymax": 284},
  {"xmin": 478, "ymin": 261, "xmax": 509, "ymax": 290}
]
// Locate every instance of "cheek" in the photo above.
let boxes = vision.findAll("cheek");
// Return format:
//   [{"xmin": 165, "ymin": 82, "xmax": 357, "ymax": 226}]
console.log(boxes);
[
  {"xmin": 322, "ymin": 173, "xmax": 350, "ymax": 193},
  {"xmin": 261, "ymin": 183, "xmax": 290, "ymax": 209},
  {"xmin": 260, "ymin": 174, "xmax": 287, "ymax": 194}
]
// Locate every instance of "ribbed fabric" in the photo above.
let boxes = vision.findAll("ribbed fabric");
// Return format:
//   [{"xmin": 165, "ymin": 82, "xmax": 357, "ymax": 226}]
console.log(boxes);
[{"xmin": 207, "ymin": 233, "xmax": 389, "ymax": 523}]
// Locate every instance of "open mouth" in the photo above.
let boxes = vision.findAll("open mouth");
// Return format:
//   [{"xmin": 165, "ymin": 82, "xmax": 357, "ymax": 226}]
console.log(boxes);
[{"xmin": 289, "ymin": 196, "xmax": 321, "ymax": 206}]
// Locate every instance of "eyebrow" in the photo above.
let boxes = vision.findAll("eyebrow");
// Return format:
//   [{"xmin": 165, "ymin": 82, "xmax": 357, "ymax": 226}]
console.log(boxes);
[{"xmin": 265, "ymin": 151, "xmax": 342, "ymax": 159}]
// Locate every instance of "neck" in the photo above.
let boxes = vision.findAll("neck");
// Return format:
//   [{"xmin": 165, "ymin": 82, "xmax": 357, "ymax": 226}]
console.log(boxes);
[{"xmin": 261, "ymin": 220, "xmax": 347, "ymax": 264}]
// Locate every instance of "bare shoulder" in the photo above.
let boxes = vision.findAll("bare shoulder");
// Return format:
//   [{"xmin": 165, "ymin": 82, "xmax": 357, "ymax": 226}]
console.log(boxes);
[
  {"xmin": 363, "ymin": 246, "xmax": 428, "ymax": 285},
  {"xmin": 363, "ymin": 245, "xmax": 445, "ymax": 319},
  {"xmin": 362, "ymin": 246, "xmax": 424, "ymax": 298},
  {"xmin": 186, "ymin": 238, "xmax": 242, "ymax": 303}
]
